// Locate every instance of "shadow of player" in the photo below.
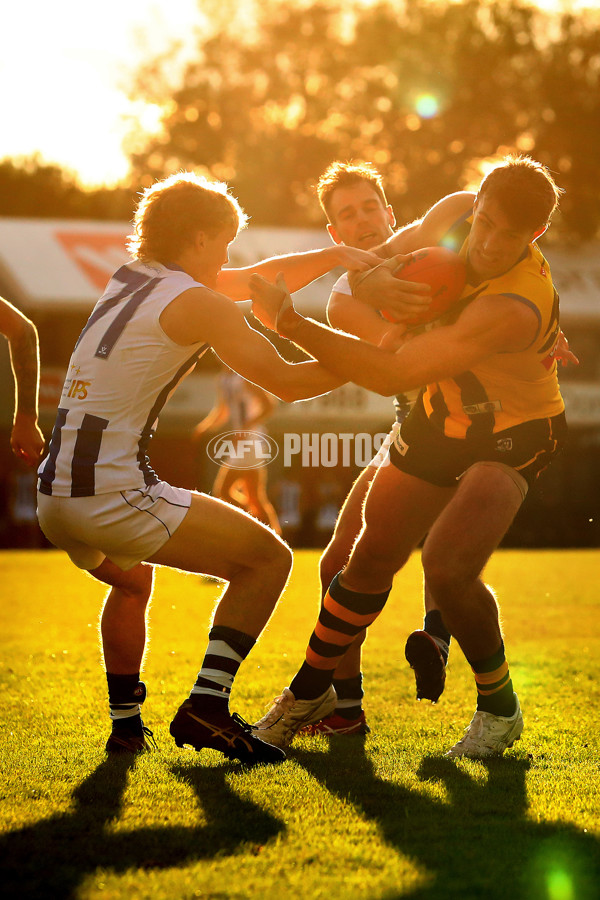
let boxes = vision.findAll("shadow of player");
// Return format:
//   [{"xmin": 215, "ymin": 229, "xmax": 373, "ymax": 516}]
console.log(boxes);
[
  {"xmin": 294, "ymin": 740, "xmax": 600, "ymax": 900},
  {"xmin": 0, "ymin": 754, "xmax": 284, "ymax": 899}
]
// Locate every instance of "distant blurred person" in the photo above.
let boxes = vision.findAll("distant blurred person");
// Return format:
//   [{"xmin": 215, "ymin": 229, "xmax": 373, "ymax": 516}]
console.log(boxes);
[
  {"xmin": 0, "ymin": 296, "xmax": 45, "ymax": 466},
  {"xmin": 193, "ymin": 368, "xmax": 281, "ymax": 534}
]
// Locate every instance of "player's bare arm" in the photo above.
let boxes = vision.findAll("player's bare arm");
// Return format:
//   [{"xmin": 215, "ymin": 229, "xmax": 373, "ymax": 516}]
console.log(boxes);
[
  {"xmin": 349, "ymin": 192, "xmax": 476, "ymax": 318},
  {"xmin": 0, "ymin": 297, "xmax": 45, "ymax": 466},
  {"xmin": 387, "ymin": 192, "xmax": 476, "ymax": 254},
  {"xmin": 216, "ymin": 244, "xmax": 380, "ymax": 301},
  {"xmin": 327, "ymin": 290, "xmax": 392, "ymax": 345},
  {"xmin": 250, "ymin": 272, "xmax": 538, "ymax": 396},
  {"xmin": 160, "ymin": 285, "xmax": 344, "ymax": 401}
]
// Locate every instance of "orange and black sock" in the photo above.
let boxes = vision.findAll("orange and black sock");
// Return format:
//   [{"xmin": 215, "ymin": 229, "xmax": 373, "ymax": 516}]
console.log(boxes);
[
  {"xmin": 290, "ymin": 573, "xmax": 390, "ymax": 700},
  {"xmin": 469, "ymin": 641, "xmax": 516, "ymax": 718}
]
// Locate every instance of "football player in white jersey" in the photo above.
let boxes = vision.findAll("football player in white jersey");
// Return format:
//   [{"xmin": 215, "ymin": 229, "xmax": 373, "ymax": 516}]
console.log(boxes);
[{"xmin": 36, "ymin": 171, "xmax": 378, "ymax": 765}]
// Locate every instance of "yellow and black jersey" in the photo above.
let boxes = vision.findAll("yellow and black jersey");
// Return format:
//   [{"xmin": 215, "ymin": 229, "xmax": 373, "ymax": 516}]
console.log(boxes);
[{"xmin": 422, "ymin": 229, "xmax": 564, "ymax": 440}]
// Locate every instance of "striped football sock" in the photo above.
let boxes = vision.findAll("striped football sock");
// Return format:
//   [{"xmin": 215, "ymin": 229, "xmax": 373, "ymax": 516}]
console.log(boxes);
[
  {"xmin": 290, "ymin": 573, "xmax": 390, "ymax": 700},
  {"xmin": 469, "ymin": 641, "xmax": 516, "ymax": 717},
  {"xmin": 190, "ymin": 625, "xmax": 256, "ymax": 710}
]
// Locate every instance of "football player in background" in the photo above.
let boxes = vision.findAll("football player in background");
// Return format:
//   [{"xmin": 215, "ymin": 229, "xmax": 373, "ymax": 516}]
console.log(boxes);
[
  {"xmin": 193, "ymin": 366, "xmax": 282, "ymax": 534},
  {"xmin": 250, "ymin": 156, "xmax": 570, "ymax": 759},
  {"xmin": 36, "ymin": 171, "xmax": 381, "ymax": 764},
  {"xmin": 0, "ymin": 296, "xmax": 45, "ymax": 466}
]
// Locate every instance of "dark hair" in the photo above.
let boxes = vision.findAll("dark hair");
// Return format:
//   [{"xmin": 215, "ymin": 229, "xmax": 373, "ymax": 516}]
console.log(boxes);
[
  {"xmin": 477, "ymin": 156, "xmax": 563, "ymax": 232},
  {"xmin": 317, "ymin": 161, "xmax": 388, "ymax": 222},
  {"xmin": 128, "ymin": 172, "xmax": 247, "ymax": 263}
]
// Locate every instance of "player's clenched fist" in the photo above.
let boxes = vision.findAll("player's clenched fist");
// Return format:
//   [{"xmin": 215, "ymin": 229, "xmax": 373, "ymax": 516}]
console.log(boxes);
[{"xmin": 249, "ymin": 272, "xmax": 296, "ymax": 334}]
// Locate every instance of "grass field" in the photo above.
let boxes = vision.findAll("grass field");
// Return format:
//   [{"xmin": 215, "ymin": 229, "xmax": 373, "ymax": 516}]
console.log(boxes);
[{"xmin": 1, "ymin": 548, "xmax": 599, "ymax": 900}]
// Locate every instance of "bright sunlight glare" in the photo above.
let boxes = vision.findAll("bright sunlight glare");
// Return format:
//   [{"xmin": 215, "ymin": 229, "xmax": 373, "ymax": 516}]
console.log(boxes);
[
  {"xmin": 1, "ymin": 0, "xmax": 597, "ymax": 187},
  {"xmin": 414, "ymin": 94, "xmax": 440, "ymax": 118},
  {"xmin": 1, "ymin": 0, "xmax": 204, "ymax": 186}
]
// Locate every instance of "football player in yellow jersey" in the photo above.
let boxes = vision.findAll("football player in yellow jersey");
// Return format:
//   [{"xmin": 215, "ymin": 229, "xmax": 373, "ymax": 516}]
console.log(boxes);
[{"xmin": 249, "ymin": 156, "xmax": 571, "ymax": 758}]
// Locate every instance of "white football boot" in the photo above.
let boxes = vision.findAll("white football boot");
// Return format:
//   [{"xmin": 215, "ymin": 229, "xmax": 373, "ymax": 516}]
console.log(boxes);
[
  {"xmin": 446, "ymin": 694, "xmax": 524, "ymax": 759},
  {"xmin": 252, "ymin": 685, "xmax": 337, "ymax": 748}
]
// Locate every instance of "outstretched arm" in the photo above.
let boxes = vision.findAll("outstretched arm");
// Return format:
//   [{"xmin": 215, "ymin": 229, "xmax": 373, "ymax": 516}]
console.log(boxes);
[
  {"xmin": 159, "ymin": 284, "xmax": 345, "ymax": 402},
  {"xmin": 249, "ymin": 273, "xmax": 539, "ymax": 396},
  {"xmin": 216, "ymin": 244, "xmax": 380, "ymax": 301}
]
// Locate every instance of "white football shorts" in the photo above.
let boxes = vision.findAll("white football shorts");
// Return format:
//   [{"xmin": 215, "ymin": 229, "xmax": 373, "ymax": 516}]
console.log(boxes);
[
  {"xmin": 368, "ymin": 422, "xmax": 401, "ymax": 468},
  {"xmin": 37, "ymin": 481, "xmax": 192, "ymax": 571}
]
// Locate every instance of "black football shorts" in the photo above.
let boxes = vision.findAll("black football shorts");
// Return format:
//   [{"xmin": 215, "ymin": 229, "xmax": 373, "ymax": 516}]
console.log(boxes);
[{"xmin": 389, "ymin": 396, "xmax": 568, "ymax": 488}]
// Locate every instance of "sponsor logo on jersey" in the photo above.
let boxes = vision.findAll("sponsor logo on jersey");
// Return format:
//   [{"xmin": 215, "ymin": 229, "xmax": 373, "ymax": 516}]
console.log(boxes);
[
  {"xmin": 496, "ymin": 437, "xmax": 513, "ymax": 452},
  {"xmin": 64, "ymin": 378, "xmax": 92, "ymax": 400},
  {"xmin": 463, "ymin": 399, "xmax": 503, "ymax": 416},
  {"xmin": 393, "ymin": 432, "xmax": 410, "ymax": 456}
]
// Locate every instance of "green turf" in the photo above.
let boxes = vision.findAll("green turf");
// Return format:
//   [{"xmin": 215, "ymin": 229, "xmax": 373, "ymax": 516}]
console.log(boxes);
[{"xmin": 1, "ymin": 549, "xmax": 599, "ymax": 900}]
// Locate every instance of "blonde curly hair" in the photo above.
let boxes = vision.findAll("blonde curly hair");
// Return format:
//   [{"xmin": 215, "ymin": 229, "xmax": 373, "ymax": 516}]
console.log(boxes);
[{"xmin": 127, "ymin": 172, "xmax": 248, "ymax": 264}]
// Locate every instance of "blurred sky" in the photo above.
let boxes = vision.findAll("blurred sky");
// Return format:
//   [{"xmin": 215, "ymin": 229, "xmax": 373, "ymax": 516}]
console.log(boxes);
[{"xmin": 2, "ymin": 0, "xmax": 596, "ymax": 187}]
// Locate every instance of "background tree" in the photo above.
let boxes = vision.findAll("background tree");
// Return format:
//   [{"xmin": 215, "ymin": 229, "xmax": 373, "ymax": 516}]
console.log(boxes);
[
  {"xmin": 126, "ymin": 0, "xmax": 600, "ymax": 241},
  {"xmin": 0, "ymin": 157, "xmax": 136, "ymax": 221}
]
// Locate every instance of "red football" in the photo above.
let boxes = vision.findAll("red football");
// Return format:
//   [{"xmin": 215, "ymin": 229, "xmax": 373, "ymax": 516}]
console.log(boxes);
[{"xmin": 382, "ymin": 246, "xmax": 467, "ymax": 326}]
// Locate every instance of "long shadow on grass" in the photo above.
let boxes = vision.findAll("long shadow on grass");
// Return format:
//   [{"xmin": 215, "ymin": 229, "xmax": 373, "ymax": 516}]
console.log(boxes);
[
  {"xmin": 0, "ymin": 755, "xmax": 284, "ymax": 899},
  {"xmin": 295, "ymin": 741, "xmax": 600, "ymax": 900}
]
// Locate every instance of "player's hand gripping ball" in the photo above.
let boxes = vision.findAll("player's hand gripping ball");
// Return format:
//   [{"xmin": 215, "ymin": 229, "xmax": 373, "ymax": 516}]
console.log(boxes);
[{"xmin": 383, "ymin": 246, "xmax": 466, "ymax": 327}]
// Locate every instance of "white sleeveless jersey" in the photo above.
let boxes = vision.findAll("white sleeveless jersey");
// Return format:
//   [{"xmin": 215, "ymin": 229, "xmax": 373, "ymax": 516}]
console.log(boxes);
[{"xmin": 38, "ymin": 261, "xmax": 209, "ymax": 497}]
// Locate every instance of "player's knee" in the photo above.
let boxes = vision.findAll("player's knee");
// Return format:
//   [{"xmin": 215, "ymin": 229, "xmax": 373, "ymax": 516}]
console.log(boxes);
[
  {"xmin": 352, "ymin": 532, "xmax": 410, "ymax": 579},
  {"xmin": 137, "ymin": 562, "xmax": 155, "ymax": 596},
  {"xmin": 421, "ymin": 549, "xmax": 468, "ymax": 602},
  {"xmin": 122, "ymin": 563, "xmax": 154, "ymax": 603},
  {"xmin": 255, "ymin": 530, "xmax": 293, "ymax": 576},
  {"xmin": 319, "ymin": 542, "xmax": 349, "ymax": 592}
]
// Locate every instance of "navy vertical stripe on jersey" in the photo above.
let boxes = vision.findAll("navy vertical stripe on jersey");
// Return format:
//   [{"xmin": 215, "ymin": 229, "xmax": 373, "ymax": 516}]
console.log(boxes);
[
  {"xmin": 539, "ymin": 289, "xmax": 561, "ymax": 355},
  {"xmin": 38, "ymin": 407, "xmax": 68, "ymax": 496},
  {"xmin": 75, "ymin": 268, "xmax": 155, "ymax": 351},
  {"xmin": 429, "ymin": 388, "xmax": 450, "ymax": 432},
  {"xmin": 136, "ymin": 347, "xmax": 208, "ymax": 484},
  {"xmin": 95, "ymin": 278, "xmax": 161, "ymax": 360},
  {"xmin": 455, "ymin": 371, "xmax": 495, "ymax": 438},
  {"xmin": 71, "ymin": 414, "xmax": 109, "ymax": 497},
  {"xmin": 37, "ymin": 261, "xmax": 213, "ymax": 498}
]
